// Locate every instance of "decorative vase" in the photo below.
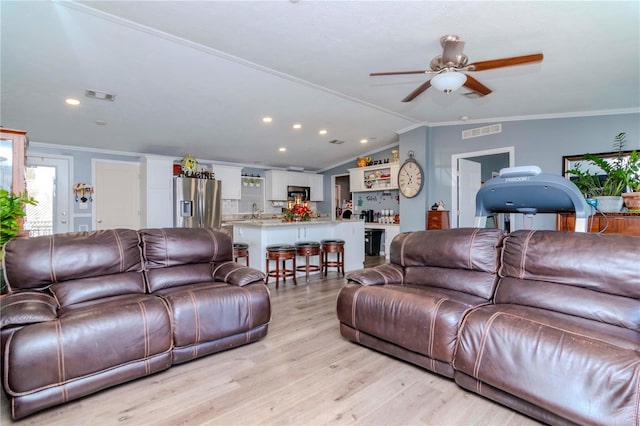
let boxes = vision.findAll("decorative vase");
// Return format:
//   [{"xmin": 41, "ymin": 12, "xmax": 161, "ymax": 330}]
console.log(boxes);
[
  {"xmin": 622, "ymin": 192, "xmax": 640, "ymax": 212},
  {"xmin": 594, "ymin": 196, "xmax": 623, "ymax": 212}
]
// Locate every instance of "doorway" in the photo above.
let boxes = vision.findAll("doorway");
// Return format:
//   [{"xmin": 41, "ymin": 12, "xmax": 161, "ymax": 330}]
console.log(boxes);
[
  {"xmin": 94, "ymin": 160, "xmax": 140, "ymax": 230},
  {"xmin": 332, "ymin": 174, "xmax": 351, "ymax": 219},
  {"xmin": 25, "ymin": 155, "xmax": 72, "ymax": 236},
  {"xmin": 451, "ymin": 147, "xmax": 514, "ymax": 228}
]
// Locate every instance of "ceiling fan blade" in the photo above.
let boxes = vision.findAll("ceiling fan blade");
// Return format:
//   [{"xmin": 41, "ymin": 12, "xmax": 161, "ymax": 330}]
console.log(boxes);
[
  {"xmin": 370, "ymin": 70, "xmax": 428, "ymax": 76},
  {"xmin": 402, "ymin": 80, "xmax": 432, "ymax": 102},
  {"xmin": 442, "ymin": 39, "xmax": 466, "ymax": 66},
  {"xmin": 468, "ymin": 53, "xmax": 543, "ymax": 71},
  {"xmin": 462, "ymin": 74, "xmax": 492, "ymax": 96}
]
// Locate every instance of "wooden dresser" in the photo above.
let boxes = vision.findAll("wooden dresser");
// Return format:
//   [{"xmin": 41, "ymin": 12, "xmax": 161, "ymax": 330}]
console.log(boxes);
[
  {"xmin": 556, "ymin": 212, "xmax": 640, "ymax": 236},
  {"xmin": 426, "ymin": 210, "xmax": 450, "ymax": 230}
]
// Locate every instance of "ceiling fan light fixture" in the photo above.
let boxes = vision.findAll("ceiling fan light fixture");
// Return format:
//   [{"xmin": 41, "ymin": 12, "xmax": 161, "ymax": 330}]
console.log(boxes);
[{"xmin": 430, "ymin": 71, "xmax": 467, "ymax": 94}]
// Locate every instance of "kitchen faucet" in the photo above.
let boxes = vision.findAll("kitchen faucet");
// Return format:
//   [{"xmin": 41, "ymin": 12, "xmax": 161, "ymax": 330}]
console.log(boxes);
[{"xmin": 251, "ymin": 203, "xmax": 262, "ymax": 219}]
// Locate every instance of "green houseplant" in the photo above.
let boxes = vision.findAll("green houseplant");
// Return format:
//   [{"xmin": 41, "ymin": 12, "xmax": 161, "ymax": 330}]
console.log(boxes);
[
  {"xmin": 567, "ymin": 132, "xmax": 640, "ymax": 211},
  {"xmin": 1, "ymin": 189, "xmax": 37, "ymax": 293}
]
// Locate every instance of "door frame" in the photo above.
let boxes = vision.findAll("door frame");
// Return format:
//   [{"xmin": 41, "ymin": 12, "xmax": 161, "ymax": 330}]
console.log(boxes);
[
  {"xmin": 450, "ymin": 147, "xmax": 514, "ymax": 228},
  {"xmin": 330, "ymin": 173, "xmax": 350, "ymax": 220},
  {"xmin": 26, "ymin": 153, "xmax": 74, "ymax": 234}
]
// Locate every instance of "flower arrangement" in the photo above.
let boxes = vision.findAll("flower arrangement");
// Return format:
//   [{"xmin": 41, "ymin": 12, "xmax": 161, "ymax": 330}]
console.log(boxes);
[{"xmin": 283, "ymin": 204, "xmax": 312, "ymax": 222}]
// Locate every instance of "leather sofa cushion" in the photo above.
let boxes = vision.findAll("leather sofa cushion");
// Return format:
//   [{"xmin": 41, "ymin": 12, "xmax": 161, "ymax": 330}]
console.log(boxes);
[
  {"xmin": 4, "ymin": 294, "xmax": 172, "ymax": 396},
  {"xmin": 498, "ymin": 230, "xmax": 640, "ymax": 329},
  {"xmin": 0, "ymin": 292, "xmax": 58, "ymax": 328},
  {"xmin": 500, "ymin": 230, "xmax": 640, "ymax": 299},
  {"xmin": 389, "ymin": 228, "xmax": 505, "ymax": 300},
  {"xmin": 337, "ymin": 283, "xmax": 488, "ymax": 363},
  {"xmin": 404, "ymin": 266, "xmax": 499, "ymax": 301},
  {"xmin": 3, "ymin": 229, "xmax": 143, "ymax": 293},
  {"xmin": 51, "ymin": 271, "xmax": 146, "ymax": 308},
  {"xmin": 454, "ymin": 304, "xmax": 640, "ymax": 425},
  {"xmin": 146, "ymin": 263, "xmax": 214, "ymax": 293},
  {"xmin": 390, "ymin": 228, "xmax": 504, "ymax": 271},
  {"xmin": 212, "ymin": 261, "xmax": 266, "ymax": 286},
  {"xmin": 140, "ymin": 227, "xmax": 232, "ymax": 269},
  {"xmin": 154, "ymin": 282, "xmax": 271, "ymax": 351}
]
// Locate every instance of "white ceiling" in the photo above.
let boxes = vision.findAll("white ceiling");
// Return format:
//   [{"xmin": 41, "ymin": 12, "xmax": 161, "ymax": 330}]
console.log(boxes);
[{"xmin": 1, "ymin": 1, "xmax": 639, "ymax": 172}]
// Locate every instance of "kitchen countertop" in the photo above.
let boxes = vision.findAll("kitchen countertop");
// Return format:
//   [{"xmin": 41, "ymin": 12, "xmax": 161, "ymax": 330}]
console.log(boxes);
[{"xmin": 229, "ymin": 218, "xmax": 364, "ymax": 227}]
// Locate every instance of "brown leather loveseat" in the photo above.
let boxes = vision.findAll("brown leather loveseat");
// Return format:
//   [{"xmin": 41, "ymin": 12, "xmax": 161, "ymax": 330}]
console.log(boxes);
[
  {"xmin": 1, "ymin": 227, "xmax": 270, "ymax": 419},
  {"xmin": 338, "ymin": 228, "xmax": 639, "ymax": 425}
]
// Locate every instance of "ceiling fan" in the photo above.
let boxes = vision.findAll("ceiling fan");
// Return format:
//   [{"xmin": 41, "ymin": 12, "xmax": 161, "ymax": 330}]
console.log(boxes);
[{"xmin": 370, "ymin": 34, "xmax": 543, "ymax": 102}]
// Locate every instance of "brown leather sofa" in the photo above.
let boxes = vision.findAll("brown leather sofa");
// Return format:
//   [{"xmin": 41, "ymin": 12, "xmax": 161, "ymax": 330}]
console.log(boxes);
[
  {"xmin": 338, "ymin": 228, "xmax": 640, "ymax": 426},
  {"xmin": 1, "ymin": 227, "xmax": 270, "ymax": 419}
]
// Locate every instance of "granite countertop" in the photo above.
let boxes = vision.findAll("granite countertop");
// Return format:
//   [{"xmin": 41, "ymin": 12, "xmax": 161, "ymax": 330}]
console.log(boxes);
[{"xmin": 228, "ymin": 218, "xmax": 365, "ymax": 227}]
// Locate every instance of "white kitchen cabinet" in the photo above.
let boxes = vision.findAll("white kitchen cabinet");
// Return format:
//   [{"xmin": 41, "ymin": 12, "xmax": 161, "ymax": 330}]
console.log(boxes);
[
  {"xmin": 308, "ymin": 173, "xmax": 324, "ymax": 201},
  {"xmin": 266, "ymin": 170, "xmax": 289, "ymax": 200},
  {"xmin": 349, "ymin": 167, "xmax": 365, "ymax": 192},
  {"xmin": 212, "ymin": 164, "xmax": 242, "ymax": 199},
  {"xmin": 140, "ymin": 155, "xmax": 174, "ymax": 228},
  {"xmin": 349, "ymin": 163, "xmax": 399, "ymax": 192},
  {"xmin": 266, "ymin": 170, "xmax": 323, "ymax": 201}
]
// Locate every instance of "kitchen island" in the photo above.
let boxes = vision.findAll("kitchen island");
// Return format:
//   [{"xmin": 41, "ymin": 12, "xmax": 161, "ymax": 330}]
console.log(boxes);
[{"xmin": 232, "ymin": 219, "xmax": 365, "ymax": 277}]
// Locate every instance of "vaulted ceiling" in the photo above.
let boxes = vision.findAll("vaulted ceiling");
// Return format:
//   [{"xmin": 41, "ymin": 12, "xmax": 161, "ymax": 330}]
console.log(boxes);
[{"xmin": 1, "ymin": 1, "xmax": 638, "ymax": 171}]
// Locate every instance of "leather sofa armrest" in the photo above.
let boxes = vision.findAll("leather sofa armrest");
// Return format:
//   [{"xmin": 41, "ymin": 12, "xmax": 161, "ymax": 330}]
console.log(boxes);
[
  {"xmin": 212, "ymin": 261, "xmax": 266, "ymax": 286},
  {"xmin": 0, "ymin": 291, "xmax": 58, "ymax": 329},
  {"xmin": 346, "ymin": 263, "xmax": 404, "ymax": 286}
]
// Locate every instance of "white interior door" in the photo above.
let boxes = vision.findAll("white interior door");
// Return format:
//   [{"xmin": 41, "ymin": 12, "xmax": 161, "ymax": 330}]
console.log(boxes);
[
  {"xmin": 94, "ymin": 160, "xmax": 140, "ymax": 230},
  {"xmin": 457, "ymin": 158, "xmax": 482, "ymax": 227},
  {"xmin": 25, "ymin": 156, "xmax": 71, "ymax": 235}
]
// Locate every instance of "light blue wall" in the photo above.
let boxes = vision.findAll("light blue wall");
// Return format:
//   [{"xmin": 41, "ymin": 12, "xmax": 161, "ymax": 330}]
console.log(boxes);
[
  {"xmin": 426, "ymin": 112, "xmax": 640, "ymax": 230},
  {"xmin": 398, "ymin": 126, "xmax": 430, "ymax": 232},
  {"xmin": 28, "ymin": 144, "xmax": 139, "ymax": 231}
]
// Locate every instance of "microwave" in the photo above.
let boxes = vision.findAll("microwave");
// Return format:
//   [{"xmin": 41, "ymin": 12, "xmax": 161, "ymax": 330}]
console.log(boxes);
[{"xmin": 287, "ymin": 185, "xmax": 310, "ymax": 201}]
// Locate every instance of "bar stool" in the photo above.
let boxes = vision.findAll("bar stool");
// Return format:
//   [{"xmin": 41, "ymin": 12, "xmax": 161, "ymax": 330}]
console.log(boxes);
[
  {"xmin": 321, "ymin": 239, "xmax": 345, "ymax": 276},
  {"xmin": 265, "ymin": 244, "xmax": 297, "ymax": 289},
  {"xmin": 233, "ymin": 242, "xmax": 250, "ymax": 266},
  {"xmin": 295, "ymin": 241, "xmax": 322, "ymax": 281}
]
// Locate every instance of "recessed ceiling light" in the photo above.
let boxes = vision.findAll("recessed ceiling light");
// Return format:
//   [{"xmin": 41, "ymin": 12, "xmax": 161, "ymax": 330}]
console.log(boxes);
[
  {"xmin": 65, "ymin": 98, "xmax": 80, "ymax": 106},
  {"xmin": 460, "ymin": 115, "xmax": 469, "ymax": 121},
  {"xmin": 319, "ymin": 129, "xmax": 327, "ymax": 135},
  {"xmin": 262, "ymin": 117, "xmax": 273, "ymax": 123},
  {"xmin": 360, "ymin": 139, "xmax": 368, "ymax": 144},
  {"xmin": 279, "ymin": 147, "xmax": 287, "ymax": 152},
  {"xmin": 293, "ymin": 123, "xmax": 302, "ymax": 129}
]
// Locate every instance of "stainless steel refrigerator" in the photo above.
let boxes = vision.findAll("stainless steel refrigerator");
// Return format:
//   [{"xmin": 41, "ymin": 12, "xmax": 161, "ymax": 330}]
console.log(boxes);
[{"xmin": 173, "ymin": 176, "xmax": 222, "ymax": 228}]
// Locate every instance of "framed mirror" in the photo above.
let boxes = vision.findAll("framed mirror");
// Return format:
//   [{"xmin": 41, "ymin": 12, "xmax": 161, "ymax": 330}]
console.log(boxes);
[{"xmin": 562, "ymin": 150, "xmax": 634, "ymax": 177}]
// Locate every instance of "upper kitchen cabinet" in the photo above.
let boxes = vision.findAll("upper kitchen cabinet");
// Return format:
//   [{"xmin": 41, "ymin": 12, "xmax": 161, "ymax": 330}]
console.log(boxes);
[
  {"xmin": 308, "ymin": 173, "xmax": 324, "ymax": 201},
  {"xmin": 265, "ymin": 170, "xmax": 323, "ymax": 201},
  {"xmin": 211, "ymin": 165, "xmax": 242, "ymax": 199},
  {"xmin": 266, "ymin": 170, "xmax": 289, "ymax": 200},
  {"xmin": 0, "ymin": 128, "xmax": 28, "ymax": 194},
  {"xmin": 349, "ymin": 163, "xmax": 399, "ymax": 193}
]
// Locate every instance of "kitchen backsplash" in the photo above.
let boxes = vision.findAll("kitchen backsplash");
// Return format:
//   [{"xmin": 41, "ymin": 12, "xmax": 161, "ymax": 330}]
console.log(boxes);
[{"xmin": 352, "ymin": 190, "xmax": 400, "ymax": 216}]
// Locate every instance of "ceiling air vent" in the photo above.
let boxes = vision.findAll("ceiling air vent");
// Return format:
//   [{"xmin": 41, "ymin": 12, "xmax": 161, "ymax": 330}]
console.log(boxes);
[
  {"xmin": 85, "ymin": 89, "xmax": 116, "ymax": 101},
  {"xmin": 462, "ymin": 123, "xmax": 502, "ymax": 140},
  {"xmin": 329, "ymin": 139, "xmax": 345, "ymax": 145}
]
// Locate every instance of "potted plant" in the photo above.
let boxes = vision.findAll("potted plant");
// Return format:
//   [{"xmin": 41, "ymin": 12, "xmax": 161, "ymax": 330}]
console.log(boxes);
[
  {"xmin": 1, "ymin": 189, "xmax": 37, "ymax": 294},
  {"xmin": 567, "ymin": 132, "xmax": 639, "ymax": 212}
]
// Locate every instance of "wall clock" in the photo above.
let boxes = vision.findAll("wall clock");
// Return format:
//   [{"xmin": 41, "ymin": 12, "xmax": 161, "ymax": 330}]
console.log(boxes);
[{"xmin": 398, "ymin": 150, "xmax": 424, "ymax": 198}]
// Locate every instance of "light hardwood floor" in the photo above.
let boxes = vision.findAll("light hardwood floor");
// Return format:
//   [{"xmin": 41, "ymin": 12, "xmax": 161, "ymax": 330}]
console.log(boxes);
[{"xmin": 1, "ymin": 267, "xmax": 541, "ymax": 426}]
